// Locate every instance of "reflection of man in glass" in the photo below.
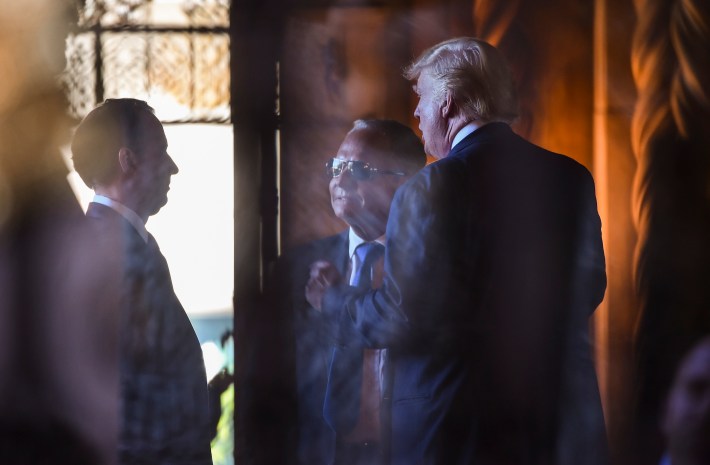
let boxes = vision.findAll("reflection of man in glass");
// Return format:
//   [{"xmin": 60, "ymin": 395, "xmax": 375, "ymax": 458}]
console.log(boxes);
[
  {"xmin": 71, "ymin": 99, "xmax": 213, "ymax": 465},
  {"xmin": 307, "ymin": 37, "xmax": 608, "ymax": 465},
  {"xmin": 270, "ymin": 119, "xmax": 424, "ymax": 465},
  {"xmin": 661, "ymin": 336, "xmax": 710, "ymax": 465}
]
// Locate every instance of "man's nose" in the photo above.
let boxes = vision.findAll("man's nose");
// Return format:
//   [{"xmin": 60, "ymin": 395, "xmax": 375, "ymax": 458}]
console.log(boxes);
[
  {"xmin": 167, "ymin": 155, "xmax": 179, "ymax": 175},
  {"xmin": 334, "ymin": 166, "xmax": 357, "ymax": 186}
]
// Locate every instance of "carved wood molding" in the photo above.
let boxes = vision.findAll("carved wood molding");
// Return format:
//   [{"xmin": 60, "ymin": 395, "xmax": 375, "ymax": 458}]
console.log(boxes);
[
  {"xmin": 669, "ymin": 0, "xmax": 710, "ymax": 137},
  {"xmin": 631, "ymin": 1, "xmax": 710, "ymax": 457},
  {"xmin": 630, "ymin": 0, "xmax": 675, "ymax": 288},
  {"xmin": 631, "ymin": 0, "xmax": 710, "ymax": 290},
  {"xmin": 472, "ymin": 0, "xmax": 520, "ymax": 46}
]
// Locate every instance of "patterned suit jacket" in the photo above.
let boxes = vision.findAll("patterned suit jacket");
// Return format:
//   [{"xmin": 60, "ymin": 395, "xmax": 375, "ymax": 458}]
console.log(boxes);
[{"xmin": 87, "ymin": 203, "xmax": 212, "ymax": 465}]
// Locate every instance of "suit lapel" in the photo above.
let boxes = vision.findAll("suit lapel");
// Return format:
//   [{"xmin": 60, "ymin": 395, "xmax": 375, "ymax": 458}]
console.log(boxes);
[{"xmin": 331, "ymin": 230, "xmax": 350, "ymax": 277}]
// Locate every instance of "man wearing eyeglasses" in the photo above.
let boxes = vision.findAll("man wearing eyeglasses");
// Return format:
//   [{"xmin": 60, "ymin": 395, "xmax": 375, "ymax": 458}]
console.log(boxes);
[{"xmin": 266, "ymin": 119, "xmax": 425, "ymax": 465}]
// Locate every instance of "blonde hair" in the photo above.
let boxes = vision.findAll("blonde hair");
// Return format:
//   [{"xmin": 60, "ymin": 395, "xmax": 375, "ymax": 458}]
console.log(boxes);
[{"xmin": 404, "ymin": 37, "xmax": 518, "ymax": 123}]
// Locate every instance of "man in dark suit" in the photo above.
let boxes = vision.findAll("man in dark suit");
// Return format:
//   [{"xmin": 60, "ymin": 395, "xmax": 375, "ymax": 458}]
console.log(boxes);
[
  {"xmin": 71, "ymin": 99, "xmax": 213, "ymax": 465},
  {"xmin": 307, "ymin": 37, "xmax": 608, "ymax": 465},
  {"xmin": 270, "ymin": 119, "xmax": 425, "ymax": 465}
]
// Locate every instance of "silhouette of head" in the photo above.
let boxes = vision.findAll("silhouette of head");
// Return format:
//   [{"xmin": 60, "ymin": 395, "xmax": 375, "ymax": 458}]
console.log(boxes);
[
  {"xmin": 404, "ymin": 37, "xmax": 518, "ymax": 159},
  {"xmin": 662, "ymin": 336, "xmax": 710, "ymax": 465},
  {"xmin": 72, "ymin": 98, "xmax": 178, "ymax": 219}
]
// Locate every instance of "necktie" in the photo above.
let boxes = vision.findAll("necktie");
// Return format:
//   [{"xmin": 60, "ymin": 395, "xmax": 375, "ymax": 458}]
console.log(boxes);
[
  {"xmin": 324, "ymin": 241, "xmax": 385, "ymax": 435},
  {"xmin": 351, "ymin": 242, "xmax": 385, "ymax": 290}
]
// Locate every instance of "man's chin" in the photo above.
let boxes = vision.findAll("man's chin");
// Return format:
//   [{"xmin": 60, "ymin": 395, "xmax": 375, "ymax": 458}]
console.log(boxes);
[
  {"xmin": 148, "ymin": 198, "xmax": 169, "ymax": 217},
  {"xmin": 334, "ymin": 207, "xmax": 362, "ymax": 224},
  {"xmin": 333, "ymin": 201, "xmax": 359, "ymax": 218}
]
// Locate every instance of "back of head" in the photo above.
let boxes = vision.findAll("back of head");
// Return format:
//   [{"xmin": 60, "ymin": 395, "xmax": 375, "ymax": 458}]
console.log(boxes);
[
  {"xmin": 663, "ymin": 336, "xmax": 710, "ymax": 464},
  {"xmin": 404, "ymin": 37, "xmax": 518, "ymax": 124},
  {"xmin": 71, "ymin": 98, "xmax": 154, "ymax": 189},
  {"xmin": 349, "ymin": 119, "xmax": 426, "ymax": 173}
]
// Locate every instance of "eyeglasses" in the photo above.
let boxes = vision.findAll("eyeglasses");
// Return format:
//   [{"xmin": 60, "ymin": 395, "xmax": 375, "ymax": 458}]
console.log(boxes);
[{"xmin": 325, "ymin": 158, "xmax": 406, "ymax": 181}]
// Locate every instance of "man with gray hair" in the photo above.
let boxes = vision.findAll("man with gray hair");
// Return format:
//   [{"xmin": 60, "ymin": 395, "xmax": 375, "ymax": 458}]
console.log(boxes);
[
  {"xmin": 266, "ymin": 119, "xmax": 425, "ymax": 465},
  {"xmin": 307, "ymin": 37, "xmax": 608, "ymax": 464}
]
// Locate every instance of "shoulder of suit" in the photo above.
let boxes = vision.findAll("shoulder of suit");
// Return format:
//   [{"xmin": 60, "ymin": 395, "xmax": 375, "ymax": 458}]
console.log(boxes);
[
  {"xmin": 86, "ymin": 204, "xmax": 119, "ymax": 233},
  {"xmin": 86, "ymin": 203, "xmax": 151, "ymax": 255},
  {"xmin": 396, "ymin": 154, "xmax": 468, "ymax": 200},
  {"xmin": 455, "ymin": 127, "xmax": 595, "ymax": 181},
  {"xmin": 536, "ymin": 147, "xmax": 595, "ymax": 181}
]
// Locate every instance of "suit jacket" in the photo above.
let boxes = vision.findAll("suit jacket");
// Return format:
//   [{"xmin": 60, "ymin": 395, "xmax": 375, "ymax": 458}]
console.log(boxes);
[
  {"xmin": 323, "ymin": 122, "xmax": 608, "ymax": 465},
  {"xmin": 268, "ymin": 230, "xmax": 350, "ymax": 465},
  {"xmin": 86, "ymin": 203, "xmax": 212, "ymax": 465}
]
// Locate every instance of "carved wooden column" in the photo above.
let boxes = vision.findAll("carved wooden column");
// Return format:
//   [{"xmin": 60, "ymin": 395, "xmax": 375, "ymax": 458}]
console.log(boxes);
[{"xmin": 631, "ymin": 0, "xmax": 710, "ymax": 462}]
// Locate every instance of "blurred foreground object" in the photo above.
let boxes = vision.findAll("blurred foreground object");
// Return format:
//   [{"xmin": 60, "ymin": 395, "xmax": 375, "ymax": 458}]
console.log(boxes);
[
  {"xmin": 0, "ymin": 1, "xmax": 121, "ymax": 463},
  {"xmin": 661, "ymin": 336, "xmax": 710, "ymax": 465}
]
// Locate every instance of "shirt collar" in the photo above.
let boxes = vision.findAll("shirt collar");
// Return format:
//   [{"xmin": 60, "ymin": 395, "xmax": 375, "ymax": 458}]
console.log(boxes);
[
  {"xmin": 451, "ymin": 122, "xmax": 481, "ymax": 150},
  {"xmin": 348, "ymin": 228, "xmax": 385, "ymax": 259},
  {"xmin": 92, "ymin": 194, "xmax": 149, "ymax": 243}
]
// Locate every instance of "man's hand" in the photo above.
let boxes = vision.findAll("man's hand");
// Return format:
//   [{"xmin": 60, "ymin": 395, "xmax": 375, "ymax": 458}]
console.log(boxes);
[{"xmin": 305, "ymin": 260, "xmax": 341, "ymax": 311}]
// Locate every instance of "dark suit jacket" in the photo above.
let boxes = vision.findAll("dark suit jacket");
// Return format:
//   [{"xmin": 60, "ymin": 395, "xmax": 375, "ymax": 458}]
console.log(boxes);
[
  {"xmin": 323, "ymin": 122, "xmax": 608, "ymax": 465},
  {"xmin": 86, "ymin": 203, "xmax": 212, "ymax": 465},
  {"xmin": 267, "ymin": 230, "xmax": 350, "ymax": 465}
]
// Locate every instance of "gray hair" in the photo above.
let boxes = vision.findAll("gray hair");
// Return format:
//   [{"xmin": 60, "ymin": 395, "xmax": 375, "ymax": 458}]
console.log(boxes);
[
  {"xmin": 404, "ymin": 37, "xmax": 518, "ymax": 123},
  {"xmin": 348, "ymin": 119, "xmax": 426, "ymax": 173}
]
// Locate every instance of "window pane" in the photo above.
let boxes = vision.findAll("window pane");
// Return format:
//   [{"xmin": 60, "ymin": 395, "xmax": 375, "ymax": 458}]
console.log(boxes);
[
  {"xmin": 78, "ymin": 0, "xmax": 229, "ymax": 28},
  {"xmin": 149, "ymin": 123, "xmax": 234, "ymax": 316},
  {"xmin": 64, "ymin": 32, "xmax": 97, "ymax": 117},
  {"xmin": 64, "ymin": 31, "xmax": 230, "ymax": 123},
  {"xmin": 102, "ymin": 32, "xmax": 150, "ymax": 97}
]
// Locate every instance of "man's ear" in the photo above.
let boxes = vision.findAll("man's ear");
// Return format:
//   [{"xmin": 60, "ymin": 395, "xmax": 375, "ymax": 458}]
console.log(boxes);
[
  {"xmin": 118, "ymin": 147, "xmax": 137, "ymax": 174},
  {"xmin": 440, "ymin": 93, "xmax": 454, "ymax": 119}
]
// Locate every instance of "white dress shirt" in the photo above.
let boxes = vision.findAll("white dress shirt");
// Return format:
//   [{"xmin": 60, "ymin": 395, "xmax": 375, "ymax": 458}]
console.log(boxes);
[
  {"xmin": 451, "ymin": 121, "xmax": 496, "ymax": 151},
  {"xmin": 348, "ymin": 228, "xmax": 385, "ymax": 286},
  {"xmin": 92, "ymin": 194, "xmax": 149, "ymax": 243}
]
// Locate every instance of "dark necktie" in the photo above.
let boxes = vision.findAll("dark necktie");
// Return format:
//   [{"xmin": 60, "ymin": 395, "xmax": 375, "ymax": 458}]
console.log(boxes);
[
  {"xmin": 351, "ymin": 242, "xmax": 385, "ymax": 290},
  {"xmin": 323, "ymin": 242, "xmax": 385, "ymax": 435}
]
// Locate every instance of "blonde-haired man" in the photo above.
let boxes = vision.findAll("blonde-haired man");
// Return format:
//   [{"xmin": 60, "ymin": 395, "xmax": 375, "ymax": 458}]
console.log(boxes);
[{"xmin": 308, "ymin": 37, "xmax": 608, "ymax": 465}]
